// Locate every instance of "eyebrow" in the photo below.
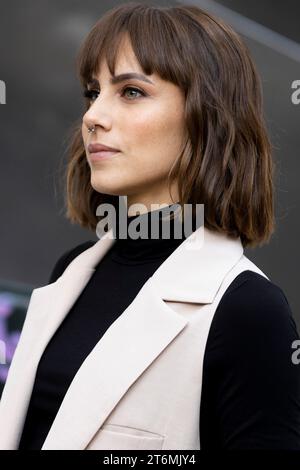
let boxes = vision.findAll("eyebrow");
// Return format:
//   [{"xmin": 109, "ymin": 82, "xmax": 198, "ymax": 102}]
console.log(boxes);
[{"xmin": 87, "ymin": 73, "xmax": 154, "ymax": 87}]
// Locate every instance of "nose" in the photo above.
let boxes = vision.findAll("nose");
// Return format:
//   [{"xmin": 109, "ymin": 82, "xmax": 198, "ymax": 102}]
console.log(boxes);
[
  {"xmin": 82, "ymin": 109, "xmax": 99, "ymax": 134},
  {"xmin": 82, "ymin": 97, "xmax": 112, "ymax": 133}
]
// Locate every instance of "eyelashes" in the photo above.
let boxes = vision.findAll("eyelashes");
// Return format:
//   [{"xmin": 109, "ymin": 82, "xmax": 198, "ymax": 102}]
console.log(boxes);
[
  {"xmin": 82, "ymin": 86, "xmax": 146, "ymax": 102},
  {"xmin": 82, "ymin": 88, "xmax": 98, "ymax": 101}
]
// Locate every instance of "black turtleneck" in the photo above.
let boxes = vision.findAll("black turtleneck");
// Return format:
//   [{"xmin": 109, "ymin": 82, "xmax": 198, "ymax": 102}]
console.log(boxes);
[
  {"xmin": 18, "ymin": 204, "xmax": 300, "ymax": 450},
  {"xmin": 110, "ymin": 202, "xmax": 191, "ymax": 264}
]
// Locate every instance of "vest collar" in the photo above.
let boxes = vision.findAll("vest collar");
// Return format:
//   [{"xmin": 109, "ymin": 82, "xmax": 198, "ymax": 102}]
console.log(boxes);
[{"xmin": 67, "ymin": 224, "xmax": 244, "ymax": 304}]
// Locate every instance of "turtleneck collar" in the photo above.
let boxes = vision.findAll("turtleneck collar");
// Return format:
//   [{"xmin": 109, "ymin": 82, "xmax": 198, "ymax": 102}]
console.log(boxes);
[{"xmin": 110, "ymin": 203, "xmax": 192, "ymax": 265}]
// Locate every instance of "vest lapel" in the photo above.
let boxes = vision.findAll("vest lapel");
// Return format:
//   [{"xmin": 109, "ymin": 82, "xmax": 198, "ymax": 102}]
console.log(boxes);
[{"xmin": 42, "ymin": 276, "xmax": 187, "ymax": 449}]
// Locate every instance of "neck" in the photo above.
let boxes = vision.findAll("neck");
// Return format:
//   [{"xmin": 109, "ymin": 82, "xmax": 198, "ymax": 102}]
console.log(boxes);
[{"xmin": 110, "ymin": 202, "xmax": 191, "ymax": 265}]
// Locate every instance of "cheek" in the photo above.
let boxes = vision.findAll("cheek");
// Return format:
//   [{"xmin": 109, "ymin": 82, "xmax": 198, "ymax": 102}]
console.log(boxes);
[{"xmin": 124, "ymin": 109, "xmax": 185, "ymax": 171}]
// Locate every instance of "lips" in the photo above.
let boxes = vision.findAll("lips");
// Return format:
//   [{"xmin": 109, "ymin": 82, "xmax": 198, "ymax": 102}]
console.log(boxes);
[{"xmin": 88, "ymin": 143, "xmax": 120, "ymax": 153}]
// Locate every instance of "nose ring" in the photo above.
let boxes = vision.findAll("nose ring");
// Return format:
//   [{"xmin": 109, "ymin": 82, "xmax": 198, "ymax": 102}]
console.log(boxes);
[{"xmin": 87, "ymin": 126, "xmax": 96, "ymax": 133}]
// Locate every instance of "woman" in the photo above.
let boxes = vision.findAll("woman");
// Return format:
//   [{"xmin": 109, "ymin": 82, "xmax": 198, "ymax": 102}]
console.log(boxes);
[{"xmin": 0, "ymin": 2, "xmax": 299, "ymax": 450}]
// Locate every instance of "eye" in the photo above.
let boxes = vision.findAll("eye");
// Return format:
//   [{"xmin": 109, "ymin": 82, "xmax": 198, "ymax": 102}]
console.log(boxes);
[
  {"xmin": 82, "ymin": 88, "xmax": 99, "ymax": 102},
  {"xmin": 121, "ymin": 86, "xmax": 146, "ymax": 100},
  {"xmin": 82, "ymin": 86, "xmax": 146, "ymax": 103}
]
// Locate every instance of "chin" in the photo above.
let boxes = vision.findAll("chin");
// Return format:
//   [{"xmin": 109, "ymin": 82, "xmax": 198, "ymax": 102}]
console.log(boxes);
[{"xmin": 90, "ymin": 180, "xmax": 122, "ymax": 196}]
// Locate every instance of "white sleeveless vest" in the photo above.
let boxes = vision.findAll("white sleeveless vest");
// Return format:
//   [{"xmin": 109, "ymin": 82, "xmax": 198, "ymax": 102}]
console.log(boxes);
[{"xmin": 0, "ymin": 226, "xmax": 269, "ymax": 450}]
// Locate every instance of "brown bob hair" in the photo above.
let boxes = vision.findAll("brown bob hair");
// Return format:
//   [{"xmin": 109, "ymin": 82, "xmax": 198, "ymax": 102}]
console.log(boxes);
[{"xmin": 64, "ymin": 1, "xmax": 275, "ymax": 248}]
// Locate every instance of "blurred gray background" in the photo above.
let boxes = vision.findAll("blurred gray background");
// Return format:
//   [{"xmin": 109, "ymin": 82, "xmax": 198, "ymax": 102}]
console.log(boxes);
[{"xmin": 0, "ymin": 1, "xmax": 299, "ymax": 327}]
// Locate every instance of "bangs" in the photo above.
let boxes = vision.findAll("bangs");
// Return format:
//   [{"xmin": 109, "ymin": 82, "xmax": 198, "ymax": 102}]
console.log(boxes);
[{"xmin": 76, "ymin": 3, "xmax": 189, "ymax": 92}]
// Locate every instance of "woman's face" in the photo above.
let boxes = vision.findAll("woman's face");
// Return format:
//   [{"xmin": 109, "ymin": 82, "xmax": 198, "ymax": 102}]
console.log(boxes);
[{"xmin": 82, "ymin": 36, "xmax": 187, "ymax": 215}]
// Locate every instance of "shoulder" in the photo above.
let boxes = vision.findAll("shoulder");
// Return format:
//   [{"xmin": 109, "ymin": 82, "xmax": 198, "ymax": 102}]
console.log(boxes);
[
  {"xmin": 205, "ymin": 269, "xmax": 299, "ymax": 366},
  {"xmin": 215, "ymin": 270, "xmax": 297, "ymax": 336},
  {"xmin": 48, "ymin": 240, "xmax": 96, "ymax": 284}
]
